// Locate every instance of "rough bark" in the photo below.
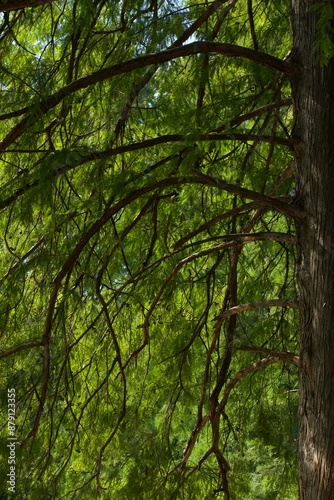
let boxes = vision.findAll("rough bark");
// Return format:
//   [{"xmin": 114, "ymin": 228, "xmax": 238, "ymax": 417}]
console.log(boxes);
[{"xmin": 291, "ymin": 1, "xmax": 334, "ymax": 497}]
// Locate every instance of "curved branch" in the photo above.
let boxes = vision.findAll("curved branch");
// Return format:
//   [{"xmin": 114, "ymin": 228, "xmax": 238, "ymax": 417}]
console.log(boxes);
[
  {"xmin": 0, "ymin": 0, "xmax": 51, "ymax": 12},
  {"xmin": 213, "ymin": 98, "xmax": 293, "ymax": 133},
  {"xmin": 195, "ymin": 172, "xmax": 303, "ymax": 219},
  {"xmin": 173, "ymin": 202, "xmax": 260, "ymax": 250},
  {"xmin": 26, "ymin": 177, "xmax": 203, "ymax": 438},
  {"xmin": 0, "ymin": 341, "xmax": 42, "ymax": 360},
  {"xmin": 0, "ymin": 41, "xmax": 294, "ymax": 152},
  {"xmin": 141, "ymin": 236, "xmax": 296, "ymax": 352},
  {"xmin": 0, "ymin": 237, "xmax": 45, "ymax": 283},
  {"xmin": 218, "ymin": 353, "xmax": 299, "ymax": 414},
  {"xmin": 174, "ymin": 163, "xmax": 295, "ymax": 250},
  {"xmin": 114, "ymin": 0, "xmax": 231, "ymax": 137},
  {"xmin": 1, "ymin": 134, "xmax": 295, "ymax": 213},
  {"xmin": 181, "ymin": 232, "xmax": 296, "ymax": 252},
  {"xmin": 237, "ymin": 345, "xmax": 300, "ymax": 363},
  {"xmin": 213, "ymin": 298, "xmax": 299, "ymax": 321}
]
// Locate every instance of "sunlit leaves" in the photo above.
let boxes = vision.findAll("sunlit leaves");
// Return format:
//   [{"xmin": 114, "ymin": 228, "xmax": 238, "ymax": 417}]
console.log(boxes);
[{"xmin": 0, "ymin": 0, "xmax": 298, "ymax": 498}]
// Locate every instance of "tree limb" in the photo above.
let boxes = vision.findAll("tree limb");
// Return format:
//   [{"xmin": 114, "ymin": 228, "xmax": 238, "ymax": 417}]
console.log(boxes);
[
  {"xmin": 218, "ymin": 353, "xmax": 299, "ymax": 414},
  {"xmin": 1, "ymin": 134, "xmax": 298, "ymax": 217},
  {"xmin": 0, "ymin": 0, "xmax": 51, "ymax": 12},
  {"xmin": 0, "ymin": 341, "xmax": 43, "ymax": 360},
  {"xmin": 213, "ymin": 298, "xmax": 299, "ymax": 321},
  {"xmin": 237, "ymin": 345, "xmax": 300, "ymax": 364},
  {"xmin": 0, "ymin": 42, "xmax": 295, "ymax": 152}
]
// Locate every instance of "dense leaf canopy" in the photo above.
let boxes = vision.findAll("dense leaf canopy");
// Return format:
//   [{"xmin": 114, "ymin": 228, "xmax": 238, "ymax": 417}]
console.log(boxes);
[{"xmin": 0, "ymin": 0, "xmax": 299, "ymax": 498}]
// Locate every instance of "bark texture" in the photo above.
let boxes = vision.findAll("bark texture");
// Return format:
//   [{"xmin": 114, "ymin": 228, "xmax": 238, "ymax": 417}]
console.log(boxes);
[{"xmin": 292, "ymin": 1, "xmax": 334, "ymax": 497}]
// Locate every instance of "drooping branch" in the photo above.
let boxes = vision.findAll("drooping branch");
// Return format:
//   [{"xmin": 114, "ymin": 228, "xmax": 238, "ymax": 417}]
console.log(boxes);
[
  {"xmin": 237, "ymin": 345, "xmax": 300, "ymax": 364},
  {"xmin": 247, "ymin": 0, "xmax": 259, "ymax": 51},
  {"xmin": 114, "ymin": 0, "xmax": 232, "ymax": 137},
  {"xmin": 141, "ymin": 235, "xmax": 295, "ymax": 353},
  {"xmin": 1, "ymin": 135, "xmax": 297, "ymax": 216},
  {"xmin": 4, "ymin": 132, "xmax": 293, "ymax": 156},
  {"xmin": 0, "ymin": 0, "xmax": 51, "ymax": 12},
  {"xmin": 0, "ymin": 341, "xmax": 43, "ymax": 360},
  {"xmin": 212, "ymin": 98, "xmax": 293, "ymax": 133},
  {"xmin": 180, "ymin": 232, "xmax": 296, "ymax": 252},
  {"xmin": 0, "ymin": 41, "xmax": 295, "ymax": 152},
  {"xmin": 194, "ymin": 172, "xmax": 303, "ymax": 219},
  {"xmin": 95, "ymin": 258, "xmax": 127, "ymax": 491},
  {"xmin": 218, "ymin": 354, "xmax": 299, "ymax": 413},
  {"xmin": 26, "ymin": 177, "xmax": 205, "ymax": 439},
  {"xmin": 174, "ymin": 163, "xmax": 295, "ymax": 249},
  {"xmin": 0, "ymin": 237, "xmax": 45, "ymax": 283},
  {"xmin": 213, "ymin": 298, "xmax": 299, "ymax": 321},
  {"xmin": 0, "ymin": 0, "xmax": 300, "ymax": 494},
  {"xmin": 173, "ymin": 202, "xmax": 261, "ymax": 249}
]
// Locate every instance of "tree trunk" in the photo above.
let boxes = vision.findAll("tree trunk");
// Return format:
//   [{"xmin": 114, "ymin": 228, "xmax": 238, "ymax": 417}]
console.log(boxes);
[{"xmin": 292, "ymin": 1, "xmax": 334, "ymax": 497}]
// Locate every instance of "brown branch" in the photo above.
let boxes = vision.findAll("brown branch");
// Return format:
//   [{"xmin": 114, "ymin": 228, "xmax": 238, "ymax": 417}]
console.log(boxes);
[
  {"xmin": 0, "ymin": 0, "xmax": 51, "ymax": 12},
  {"xmin": 114, "ymin": 0, "xmax": 233, "ymax": 137},
  {"xmin": 212, "ymin": 98, "xmax": 293, "ymax": 133},
  {"xmin": 0, "ymin": 133, "xmax": 295, "ymax": 213},
  {"xmin": 26, "ymin": 339, "xmax": 50, "ymax": 439},
  {"xmin": 247, "ymin": 0, "xmax": 258, "ymax": 51},
  {"xmin": 181, "ymin": 232, "xmax": 296, "ymax": 251},
  {"xmin": 0, "ymin": 106, "xmax": 31, "ymax": 121},
  {"xmin": 217, "ymin": 354, "xmax": 299, "ymax": 414},
  {"xmin": 0, "ymin": 41, "xmax": 294, "ymax": 152},
  {"xmin": 194, "ymin": 171, "xmax": 303, "ymax": 219},
  {"xmin": 177, "ymin": 413, "xmax": 212, "ymax": 470},
  {"xmin": 141, "ymin": 235, "xmax": 297, "ymax": 352},
  {"xmin": 0, "ymin": 237, "xmax": 45, "ymax": 282},
  {"xmin": 174, "ymin": 161, "xmax": 295, "ymax": 250},
  {"xmin": 237, "ymin": 345, "xmax": 300, "ymax": 364},
  {"xmin": 25, "ymin": 177, "xmax": 203, "ymax": 438},
  {"xmin": 173, "ymin": 202, "xmax": 260, "ymax": 250},
  {"xmin": 0, "ymin": 341, "xmax": 43, "ymax": 360},
  {"xmin": 213, "ymin": 298, "xmax": 299, "ymax": 321},
  {"xmin": 95, "ymin": 258, "xmax": 127, "ymax": 490},
  {"xmin": 242, "ymin": 163, "xmax": 295, "ymax": 234},
  {"xmin": 185, "ymin": 448, "xmax": 214, "ymax": 478},
  {"xmin": 0, "ymin": 2, "xmax": 237, "ymax": 130}
]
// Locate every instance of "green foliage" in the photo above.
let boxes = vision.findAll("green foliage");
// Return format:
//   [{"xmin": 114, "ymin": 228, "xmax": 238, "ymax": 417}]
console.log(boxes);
[
  {"xmin": 0, "ymin": 0, "xmax": 298, "ymax": 498},
  {"xmin": 310, "ymin": 1, "xmax": 334, "ymax": 66}
]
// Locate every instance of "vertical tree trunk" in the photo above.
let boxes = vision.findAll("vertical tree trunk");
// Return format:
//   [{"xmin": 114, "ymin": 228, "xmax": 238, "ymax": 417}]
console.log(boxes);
[{"xmin": 292, "ymin": 1, "xmax": 334, "ymax": 497}]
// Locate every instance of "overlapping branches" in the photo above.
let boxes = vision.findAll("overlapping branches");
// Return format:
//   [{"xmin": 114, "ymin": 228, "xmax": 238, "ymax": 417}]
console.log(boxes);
[
  {"xmin": 0, "ymin": 41, "xmax": 294, "ymax": 152},
  {"xmin": 0, "ymin": 0, "xmax": 298, "ymax": 497}
]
